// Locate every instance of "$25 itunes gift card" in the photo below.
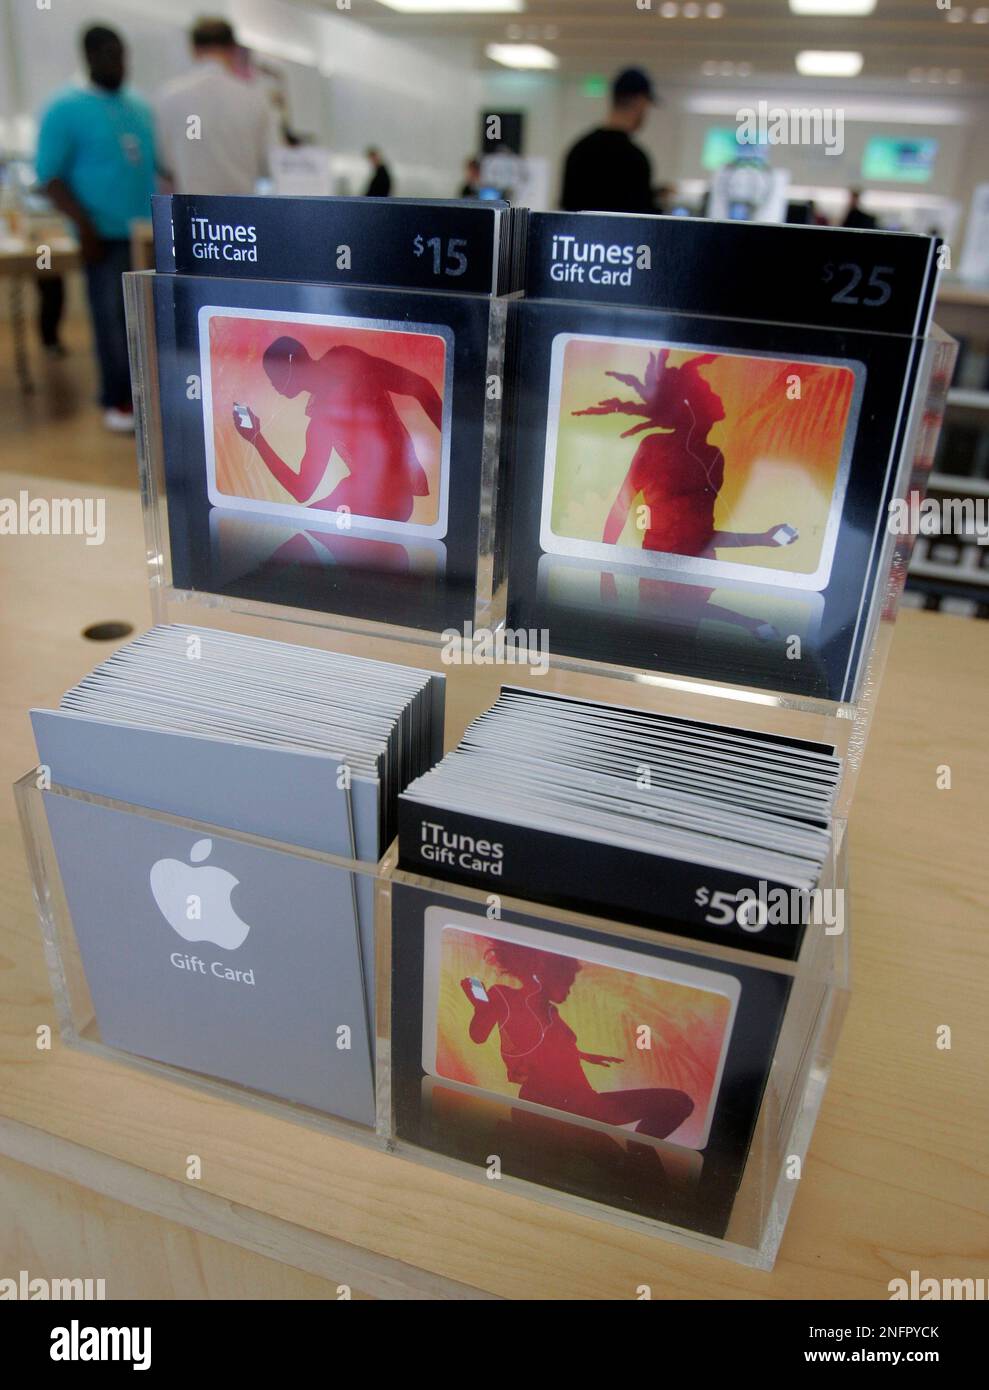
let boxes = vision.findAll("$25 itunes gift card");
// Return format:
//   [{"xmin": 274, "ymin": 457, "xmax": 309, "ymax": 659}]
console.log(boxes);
[{"xmin": 508, "ymin": 212, "xmax": 941, "ymax": 701}]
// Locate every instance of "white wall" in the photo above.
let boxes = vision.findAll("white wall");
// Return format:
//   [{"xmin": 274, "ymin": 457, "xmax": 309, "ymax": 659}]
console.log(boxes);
[
  {"xmin": 5, "ymin": 0, "xmax": 986, "ymax": 243},
  {"xmin": 5, "ymin": 0, "xmax": 195, "ymax": 123},
  {"xmin": 479, "ymin": 69, "xmax": 989, "ymax": 241},
  {"xmin": 229, "ymin": 0, "xmax": 482, "ymax": 192},
  {"xmin": 1, "ymin": 0, "xmax": 480, "ymax": 197},
  {"xmin": 304, "ymin": 9, "xmax": 479, "ymax": 195}
]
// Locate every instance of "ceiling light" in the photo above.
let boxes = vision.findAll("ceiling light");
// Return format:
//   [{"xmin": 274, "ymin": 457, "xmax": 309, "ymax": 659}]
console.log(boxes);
[
  {"xmin": 660, "ymin": 2, "xmax": 678, "ymax": 14},
  {"xmin": 683, "ymin": 1, "xmax": 702, "ymax": 14},
  {"xmin": 796, "ymin": 50, "xmax": 864, "ymax": 76},
  {"xmin": 378, "ymin": 1, "xmax": 523, "ymax": 11},
  {"xmin": 705, "ymin": 1, "xmax": 725, "ymax": 13},
  {"xmin": 946, "ymin": 6, "xmax": 967, "ymax": 18},
  {"xmin": 789, "ymin": 0, "xmax": 875, "ymax": 13},
  {"xmin": 946, "ymin": 68, "xmax": 963, "ymax": 82},
  {"xmin": 701, "ymin": 60, "xmax": 720, "ymax": 75},
  {"xmin": 485, "ymin": 43, "xmax": 559, "ymax": 69},
  {"xmin": 686, "ymin": 92, "xmax": 963, "ymax": 123},
  {"xmin": 973, "ymin": 6, "xmax": 989, "ymax": 18}
]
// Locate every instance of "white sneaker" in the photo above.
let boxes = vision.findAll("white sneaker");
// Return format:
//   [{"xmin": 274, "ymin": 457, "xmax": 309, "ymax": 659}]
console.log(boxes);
[{"xmin": 103, "ymin": 408, "xmax": 135, "ymax": 434}]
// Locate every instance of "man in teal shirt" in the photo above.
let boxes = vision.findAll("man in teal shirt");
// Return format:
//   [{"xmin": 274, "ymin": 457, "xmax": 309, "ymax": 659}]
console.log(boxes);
[{"xmin": 36, "ymin": 26, "xmax": 156, "ymax": 431}]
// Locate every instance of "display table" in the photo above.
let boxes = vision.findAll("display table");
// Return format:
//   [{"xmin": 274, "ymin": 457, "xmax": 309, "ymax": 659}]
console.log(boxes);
[
  {"xmin": 935, "ymin": 276, "xmax": 989, "ymax": 341},
  {"xmin": 1, "ymin": 470, "xmax": 986, "ymax": 1300},
  {"xmin": 0, "ymin": 235, "xmax": 80, "ymax": 394}
]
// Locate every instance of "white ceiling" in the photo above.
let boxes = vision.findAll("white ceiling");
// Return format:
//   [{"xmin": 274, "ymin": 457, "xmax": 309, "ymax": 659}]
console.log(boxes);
[{"xmin": 338, "ymin": 0, "xmax": 989, "ymax": 92}]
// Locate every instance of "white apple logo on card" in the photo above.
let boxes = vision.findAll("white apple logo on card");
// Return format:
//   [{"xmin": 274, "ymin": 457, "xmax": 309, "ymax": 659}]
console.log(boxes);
[{"xmin": 149, "ymin": 838, "xmax": 252, "ymax": 950}]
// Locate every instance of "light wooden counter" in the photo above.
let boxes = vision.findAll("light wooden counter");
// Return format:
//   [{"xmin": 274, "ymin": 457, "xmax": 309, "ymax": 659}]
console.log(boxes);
[{"xmin": 0, "ymin": 470, "xmax": 986, "ymax": 1299}]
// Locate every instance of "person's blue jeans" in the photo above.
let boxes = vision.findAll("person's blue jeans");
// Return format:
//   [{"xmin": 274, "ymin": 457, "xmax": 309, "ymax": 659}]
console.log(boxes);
[{"xmin": 83, "ymin": 239, "xmax": 132, "ymax": 410}]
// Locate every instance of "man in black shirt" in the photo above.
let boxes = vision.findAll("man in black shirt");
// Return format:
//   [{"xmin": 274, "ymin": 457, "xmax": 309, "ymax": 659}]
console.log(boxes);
[
  {"xmin": 561, "ymin": 68, "xmax": 658, "ymax": 213},
  {"xmin": 841, "ymin": 188, "xmax": 878, "ymax": 231},
  {"xmin": 365, "ymin": 147, "xmax": 392, "ymax": 197}
]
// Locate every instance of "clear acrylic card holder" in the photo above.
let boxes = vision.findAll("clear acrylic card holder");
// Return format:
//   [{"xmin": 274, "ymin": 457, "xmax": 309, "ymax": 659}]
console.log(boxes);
[
  {"xmin": 125, "ymin": 268, "xmax": 510, "ymax": 651},
  {"xmin": 11, "ymin": 262, "xmax": 946, "ymax": 1269},
  {"xmin": 16, "ymin": 774, "xmax": 848, "ymax": 1270},
  {"xmin": 125, "ymin": 266, "xmax": 956, "ymax": 822}
]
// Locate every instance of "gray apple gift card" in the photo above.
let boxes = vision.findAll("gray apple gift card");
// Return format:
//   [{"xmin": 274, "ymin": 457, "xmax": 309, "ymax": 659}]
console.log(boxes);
[{"xmin": 44, "ymin": 791, "xmax": 376, "ymax": 1125}]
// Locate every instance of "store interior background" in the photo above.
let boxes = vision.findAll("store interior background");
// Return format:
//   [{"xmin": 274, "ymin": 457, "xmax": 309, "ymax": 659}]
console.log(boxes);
[
  {"xmin": 4, "ymin": 0, "xmax": 989, "ymax": 223},
  {"xmin": 2, "ymin": 0, "xmax": 988, "ymax": 611}
]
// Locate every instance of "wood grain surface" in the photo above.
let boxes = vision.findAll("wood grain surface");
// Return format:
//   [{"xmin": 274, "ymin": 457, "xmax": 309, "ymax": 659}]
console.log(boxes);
[{"xmin": 0, "ymin": 469, "xmax": 986, "ymax": 1300}]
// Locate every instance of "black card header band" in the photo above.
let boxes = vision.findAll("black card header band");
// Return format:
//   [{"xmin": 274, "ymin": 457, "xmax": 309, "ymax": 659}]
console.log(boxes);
[
  {"xmin": 153, "ymin": 193, "xmax": 515, "ymax": 297},
  {"xmin": 524, "ymin": 212, "xmax": 940, "ymax": 338}
]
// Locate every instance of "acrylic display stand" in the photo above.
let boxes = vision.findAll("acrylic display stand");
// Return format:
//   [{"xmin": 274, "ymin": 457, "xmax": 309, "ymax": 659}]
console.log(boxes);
[
  {"xmin": 17, "ymin": 774, "xmax": 848, "ymax": 1269},
  {"xmin": 13, "ymin": 261, "xmax": 956, "ymax": 1271},
  {"xmin": 123, "ymin": 268, "xmax": 957, "ymax": 821}
]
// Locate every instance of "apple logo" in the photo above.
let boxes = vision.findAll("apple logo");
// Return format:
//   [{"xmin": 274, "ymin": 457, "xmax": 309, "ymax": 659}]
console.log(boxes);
[{"xmin": 149, "ymin": 838, "xmax": 252, "ymax": 950}]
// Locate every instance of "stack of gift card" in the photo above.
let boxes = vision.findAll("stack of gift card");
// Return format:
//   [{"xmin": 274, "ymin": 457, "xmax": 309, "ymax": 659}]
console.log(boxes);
[
  {"xmin": 41, "ymin": 787, "xmax": 381, "ymax": 1122},
  {"xmin": 399, "ymin": 686, "xmax": 840, "ymax": 957},
  {"xmin": 32, "ymin": 623, "xmax": 444, "ymax": 860},
  {"xmin": 29, "ymin": 624, "xmax": 445, "ymax": 1121}
]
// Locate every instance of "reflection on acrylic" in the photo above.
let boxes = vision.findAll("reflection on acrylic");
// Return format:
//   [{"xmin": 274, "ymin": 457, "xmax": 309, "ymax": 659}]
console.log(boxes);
[
  {"xmin": 204, "ymin": 507, "xmax": 449, "ymax": 631},
  {"xmin": 421, "ymin": 1078, "xmax": 703, "ymax": 1201},
  {"xmin": 538, "ymin": 553, "xmax": 823, "ymax": 650},
  {"xmin": 208, "ymin": 508, "xmax": 445, "ymax": 588}
]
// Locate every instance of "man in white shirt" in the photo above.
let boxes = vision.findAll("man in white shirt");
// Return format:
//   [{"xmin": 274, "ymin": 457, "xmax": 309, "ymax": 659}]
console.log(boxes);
[{"xmin": 156, "ymin": 17, "xmax": 272, "ymax": 196}]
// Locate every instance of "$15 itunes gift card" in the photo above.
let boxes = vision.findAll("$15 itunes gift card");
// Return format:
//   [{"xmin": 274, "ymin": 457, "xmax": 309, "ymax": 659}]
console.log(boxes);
[{"xmin": 151, "ymin": 195, "xmax": 519, "ymax": 634}]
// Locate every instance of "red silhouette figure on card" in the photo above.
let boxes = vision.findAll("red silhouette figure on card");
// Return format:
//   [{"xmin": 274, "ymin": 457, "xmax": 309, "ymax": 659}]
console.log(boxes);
[
  {"xmin": 574, "ymin": 349, "xmax": 798, "ymax": 558},
  {"xmin": 461, "ymin": 941, "xmax": 693, "ymax": 1140},
  {"xmin": 233, "ymin": 336, "xmax": 442, "ymax": 522}
]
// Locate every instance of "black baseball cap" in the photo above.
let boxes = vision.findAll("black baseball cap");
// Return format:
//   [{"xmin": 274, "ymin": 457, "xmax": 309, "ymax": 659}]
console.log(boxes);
[{"xmin": 612, "ymin": 67, "xmax": 659, "ymax": 104}]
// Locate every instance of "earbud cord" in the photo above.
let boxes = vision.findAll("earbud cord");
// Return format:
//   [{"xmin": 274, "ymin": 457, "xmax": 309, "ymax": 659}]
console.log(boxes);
[
  {"xmin": 497, "ymin": 977, "xmax": 552, "ymax": 1060},
  {"xmin": 682, "ymin": 397, "xmax": 720, "ymax": 493}
]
